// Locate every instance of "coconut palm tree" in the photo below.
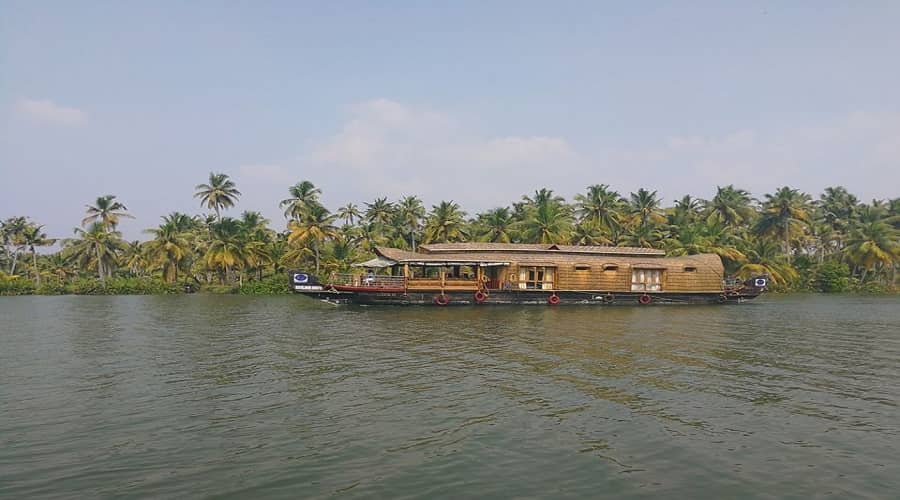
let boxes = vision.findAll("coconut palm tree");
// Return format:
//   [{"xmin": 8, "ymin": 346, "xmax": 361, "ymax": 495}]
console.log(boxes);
[
  {"xmin": 396, "ymin": 196, "xmax": 425, "ymax": 250},
  {"xmin": 365, "ymin": 197, "xmax": 395, "ymax": 227},
  {"xmin": 628, "ymin": 188, "xmax": 666, "ymax": 228},
  {"xmin": 704, "ymin": 185, "xmax": 755, "ymax": 227},
  {"xmin": 144, "ymin": 220, "xmax": 193, "ymax": 282},
  {"xmin": 82, "ymin": 195, "xmax": 134, "ymax": 230},
  {"xmin": 66, "ymin": 222, "xmax": 125, "ymax": 282},
  {"xmin": 280, "ymin": 180, "xmax": 322, "ymax": 220},
  {"xmin": 755, "ymin": 186, "xmax": 813, "ymax": 255},
  {"xmin": 574, "ymin": 184, "xmax": 624, "ymax": 235},
  {"xmin": 205, "ymin": 217, "xmax": 246, "ymax": 282},
  {"xmin": 2, "ymin": 216, "xmax": 29, "ymax": 274},
  {"xmin": 195, "ymin": 173, "xmax": 241, "ymax": 220},
  {"xmin": 473, "ymin": 207, "xmax": 516, "ymax": 243},
  {"xmin": 287, "ymin": 204, "xmax": 339, "ymax": 273},
  {"xmin": 517, "ymin": 201, "xmax": 574, "ymax": 244},
  {"xmin": 670, "ymin": 195, "xmax": 704, "ymax": 227},
  {"xmin": 337, "ymin": 202, "xmax": 362, "ymax": 226},
  {"xmin": 737, "ymin": 239, "xmax": 799, "ymax": 285},
  {"xmin": 20, "ymin": 224, "xmax": 55, "ymax": 286},
  {"xmin": 843, "ymin": 220, "xmax": 899, "ymax": 282},
  {"xmin": 423, "ymin": 201, "xmax": 468, "ymax": 243},
  {"xmin": 570, "ymin": 221, "xmax": 611, "ymax": 246},
  {"xmin": 121, "ymin": 241, "xmax": 149, "ymax": 277}
]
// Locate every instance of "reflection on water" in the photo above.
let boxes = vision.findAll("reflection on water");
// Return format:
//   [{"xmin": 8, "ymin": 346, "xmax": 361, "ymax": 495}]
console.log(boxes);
[{"xmin": 1, "ymin": 294, "xmax": 898, "ymax": 499}]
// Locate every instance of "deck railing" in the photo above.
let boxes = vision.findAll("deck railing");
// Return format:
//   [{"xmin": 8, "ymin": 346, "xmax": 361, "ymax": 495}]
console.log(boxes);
[
  {"xmin": 723, "ymin": 277, "xmax": 743, "ymax": 290},
  {"xmin": 327, "ymin": 273, "xmax": 407, "ymax": 289}
]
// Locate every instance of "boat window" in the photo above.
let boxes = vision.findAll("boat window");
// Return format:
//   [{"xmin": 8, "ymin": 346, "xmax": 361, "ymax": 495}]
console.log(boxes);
[
  {"xmin": 603, "ymin": 264, "xmax": 618, "ymax": 272},
  {"xmin": 684, "ymin": 266, "xmax": 697, "ymax": 272},
  {"xmin": 574, "ymin": 264, "xmax": 591, "ymax": 271},
  {"xmin": 631, "ymin": 269, "xmax": 662, "ymax": 291},
  {"xmin": 519, "ymin": 266, "xmax": 555, "ymax": 290}
]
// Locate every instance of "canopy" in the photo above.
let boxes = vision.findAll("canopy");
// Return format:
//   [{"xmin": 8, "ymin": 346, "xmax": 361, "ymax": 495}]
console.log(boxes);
[{"xmin": 351, "ymin": 256, "xmax": 397, "ymax": 268}]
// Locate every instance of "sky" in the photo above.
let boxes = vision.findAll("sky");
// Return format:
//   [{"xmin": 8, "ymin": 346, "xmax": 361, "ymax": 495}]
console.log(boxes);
[{"xmin": 2, "ymin": 1, "xmax": 899, "ymax": 241}]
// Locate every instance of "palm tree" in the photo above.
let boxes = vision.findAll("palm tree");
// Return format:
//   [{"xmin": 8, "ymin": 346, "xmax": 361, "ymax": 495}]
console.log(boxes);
[
  {"xmin": 82, "ymin": 195, "xmax": 134, "ymax": 230},
  {"xmin": 755, "ymin": 186, "xmax": 813, "ymax": 255},
  {"xmin": 670, "ymin": 195, "xmax": 703, "ymax": 227},
  {"xmin": 737, "ymin": 239, "xmax": 799, "ymax": 285},
  {"xmin": 474, "ymin": 207, "xmax": 516, "ymax": 243},
  {"xmin": 287, "ymin": 204, "xmax": 339, "ymax": 273},
  {"xmin": 396, "ymin": 196, "xmax": 425, "ymax": 250},
  {"xmin": 195, "ymin": 172, "xmax": 241, "ymax": 220},
  {"xmin": 2, "ymin": 216, "xmax": 29, "ymax": 274},
  {"xmin": 423, "ymin": 201, "xmax": 468, "ymax": 243},
  {"xmin": 337, "ymin": 203, "xmax": 362, "ymax": 226},
  {"xmin": 574, "ymin": 184, "xmax": 624, "ymax": 235},
  {"xmin": 365, "ymin": 197, "xmax": 395, "ymax": 227},
  {"xmin": 205, "ymin": 218, "xmax": 246, "ymax": 282},
  {"xmin": 280, "ymin": 181, "xmax": 322, "ymax": 220},
  {"xmin": 65, "ymin": 222, "xmax": 124, "ymax": 282},
  {"xmin": 144, "ymin": 220, "xmax": 192, "ymax": 282},
  {"xmin": 570, "ymin": 221, "xmax": 611, "ymax": 246},
  {"xmin": 622, "ymin": 222, "xmax": 666, "ymax": 248},
  {"xmin": 704, "ymin": 185, "xmax": 754, "ymax": 227},
  {"xmin": 20, "ymin": 224, "xmax": 55, "ymax": 286},
  {"xmin": 628, "ymin": 188, "xmax": 666, "ymax": 228},
  {"xmin": 121, "ymin": 241, "xmax": 149, "ymax": 277},
  {"xmin": 844, "ymin": 220, "xmax": 899, "ymax": 282},
  {"xmin": 517, "ymin": 201, "xmax": 574, "ymax": 244},
  {"xmin": 44, "ymin": 253, "xmax": 76, "ymax": 284}
]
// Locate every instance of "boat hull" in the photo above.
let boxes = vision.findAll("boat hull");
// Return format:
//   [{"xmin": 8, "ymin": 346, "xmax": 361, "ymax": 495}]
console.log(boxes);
[{"xmin": 295, "ymin": 288, "xmax": 762, "ymax": 306}]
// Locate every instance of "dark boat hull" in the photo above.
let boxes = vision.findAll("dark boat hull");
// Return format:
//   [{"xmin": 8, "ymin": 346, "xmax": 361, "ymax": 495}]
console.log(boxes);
[{"xmin": 296, "ymin": 288, "xmax": 763, "ymax": 306}]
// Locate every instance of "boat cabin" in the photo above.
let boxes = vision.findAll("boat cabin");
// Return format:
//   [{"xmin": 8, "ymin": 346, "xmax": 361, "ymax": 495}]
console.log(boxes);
[{"xmin": 339, "ymin": 243, "xmax": 725, "ymax": 294}]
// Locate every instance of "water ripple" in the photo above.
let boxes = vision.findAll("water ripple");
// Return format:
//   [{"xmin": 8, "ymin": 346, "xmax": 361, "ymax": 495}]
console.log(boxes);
[{"xmin": 1, "ymin": 294, "xmax": 899, "ymax": 499}]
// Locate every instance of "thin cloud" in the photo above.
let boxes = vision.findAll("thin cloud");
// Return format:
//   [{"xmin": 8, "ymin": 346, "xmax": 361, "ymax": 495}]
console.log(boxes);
[
  {"xmin": 304, "ymin": 99, "xmax": 584, "ymax": 209},
  {"xmin": 16, "ymin": 98, "xmax": 88, "ymax": 126}
]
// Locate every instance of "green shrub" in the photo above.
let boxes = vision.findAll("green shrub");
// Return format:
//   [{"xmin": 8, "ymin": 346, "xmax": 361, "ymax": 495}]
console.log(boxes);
[
  {"xmin": 815, "ymin": 261, "xmax": 851, "ymax": 293},
  {"xmin": 238, "ymin": 275, "xmax": 291, "ymax": 295}
]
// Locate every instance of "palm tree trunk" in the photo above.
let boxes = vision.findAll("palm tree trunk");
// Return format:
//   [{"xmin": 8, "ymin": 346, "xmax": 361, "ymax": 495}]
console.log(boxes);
[
  {"xmin": 96, "ymin": 246, "xmax": 105, "ymax": 282},
  {"xmin": 32, "ymin": 249, "xmax": 40, "ymax": 286},
  {"xmin": 10, "ymin": 250, "xmax": 19, "ymax": 274},
  {"xmin": 314, "ymin": 243, "xmax": 320, "ymax": 274}
]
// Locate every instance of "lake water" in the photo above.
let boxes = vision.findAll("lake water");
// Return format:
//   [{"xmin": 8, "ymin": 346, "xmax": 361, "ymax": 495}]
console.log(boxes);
[{"xmin": 1, "ymin": 294, "xmax": 898, "ymax": 499}]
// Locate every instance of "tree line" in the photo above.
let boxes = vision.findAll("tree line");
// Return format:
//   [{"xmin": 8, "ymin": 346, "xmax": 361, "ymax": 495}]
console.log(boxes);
[{"xmin": 2, "ymin": 173, "xmax": 898, "ymax": 294}]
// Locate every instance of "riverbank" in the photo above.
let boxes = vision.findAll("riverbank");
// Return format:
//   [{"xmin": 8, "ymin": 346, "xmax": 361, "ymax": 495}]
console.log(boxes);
[{"xmin": 0, "ymin": 275, "xmax": 292, "ymax": 296}]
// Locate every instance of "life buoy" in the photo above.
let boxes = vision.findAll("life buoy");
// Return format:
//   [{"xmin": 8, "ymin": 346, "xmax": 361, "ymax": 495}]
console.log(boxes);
[
  {"xmin": 434, "ymin": 294, "xmax": 449, "ymax": 306},
  {"xmin": 548, "ymin": 294, "xmax": 561, "ymax": 305},
  {"xmin": 638, "ymin": 294, "xmax": 652, "ymax": 305},
  {"xmin": 474, "ymin": 291, "xmax": 487, "ymax": 304},
  {"xmin": 603, "ymin": 293, "xmax": 614, "ymax": 303}
]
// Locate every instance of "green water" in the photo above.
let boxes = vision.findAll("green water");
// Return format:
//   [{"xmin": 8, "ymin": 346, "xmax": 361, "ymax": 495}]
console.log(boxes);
[{"xmin": 1, "ymin": 295, "xmax": 898, "ymax": 499}]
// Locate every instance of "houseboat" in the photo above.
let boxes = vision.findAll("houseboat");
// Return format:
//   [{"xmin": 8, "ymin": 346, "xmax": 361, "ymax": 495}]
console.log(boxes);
[{"xmin": 289, "ymin": 243, "xmax": 767, "ymax": 305}]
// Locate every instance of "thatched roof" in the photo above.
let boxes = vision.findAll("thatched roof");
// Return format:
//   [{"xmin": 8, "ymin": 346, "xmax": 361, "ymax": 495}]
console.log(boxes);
[
  {"xmin": 374, "ymin": 245, "xmax": 719, "ymax": 269},
  {"xmin": 418, "ymin": 243, "xmax": 665, "ymax": 256}
]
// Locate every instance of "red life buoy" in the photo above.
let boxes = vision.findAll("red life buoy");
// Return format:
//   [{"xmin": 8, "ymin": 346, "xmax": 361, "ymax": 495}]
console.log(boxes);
[
  {"xmin": 474, "ymin": 291, "xmax": 487, "ymax": 303},
  {"xmin": 638, "ymin": 294, "xmax": 652, "ymax": 305},
  {"xmin": 434, "ymin": 294, "xmax": 449, "ymax": 306},
  {"xmin": 548, "ymin": 294, "xmax": 560, "ymax": 305}
]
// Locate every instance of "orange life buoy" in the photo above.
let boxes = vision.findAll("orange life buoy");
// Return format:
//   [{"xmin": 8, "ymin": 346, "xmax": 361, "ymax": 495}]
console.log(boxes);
[
  {"xmin": 474, "ymin": 291, "xmax": 487, "ymax": 303},
  {"xmin": 548, "ymin": 294, "xmax": 560, "ymax": 305},
  {"xmin": 434, "ymin": 294, "xmax": 449, "ymax": 306},
  {"xmin": 638, "ymin": 294, "xmax": 652, "ymax": 305}
]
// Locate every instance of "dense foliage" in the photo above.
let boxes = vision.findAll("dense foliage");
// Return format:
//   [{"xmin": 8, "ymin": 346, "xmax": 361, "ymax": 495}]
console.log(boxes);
[{"xmin": 2, "ymin": 177, "xmax": 897, "ymax": 295}]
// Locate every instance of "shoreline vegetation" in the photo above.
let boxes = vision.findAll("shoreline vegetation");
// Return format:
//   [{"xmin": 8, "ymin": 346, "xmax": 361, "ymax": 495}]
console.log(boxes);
[{"xmin": 2, "ymin": 174, "xmax": 898, "ymax": 296}]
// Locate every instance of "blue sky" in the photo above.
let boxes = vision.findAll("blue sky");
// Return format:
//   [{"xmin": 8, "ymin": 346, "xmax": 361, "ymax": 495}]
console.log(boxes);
[{"xmin": 2, "ymin": 1, "xmax": 899, "ymax": 240}]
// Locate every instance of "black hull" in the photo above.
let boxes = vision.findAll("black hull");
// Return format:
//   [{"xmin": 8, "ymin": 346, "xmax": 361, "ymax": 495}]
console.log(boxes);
[{"xmin": 296, "ymin": 289, "xmax": 762, "ymax": 306}]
